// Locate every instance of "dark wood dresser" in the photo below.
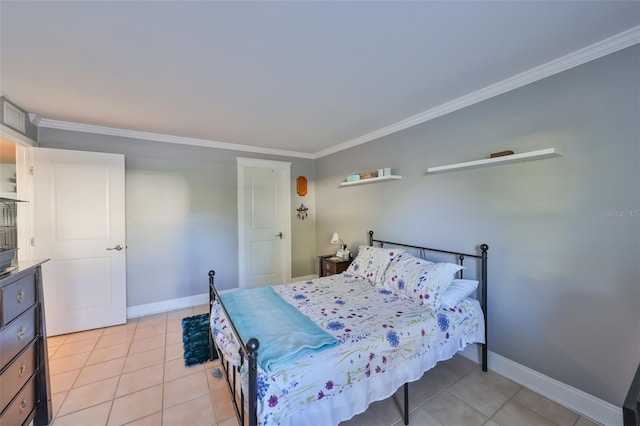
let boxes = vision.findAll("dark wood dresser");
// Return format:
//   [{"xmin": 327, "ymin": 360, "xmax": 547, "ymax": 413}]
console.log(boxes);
[{"xmin": 0, "ymin": 260, "xmax": 51, "ymax": 426}]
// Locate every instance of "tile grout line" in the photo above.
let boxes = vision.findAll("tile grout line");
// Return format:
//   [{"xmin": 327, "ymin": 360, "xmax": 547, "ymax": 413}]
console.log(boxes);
[
  {"xmin": 49, "ymin": 311, "xmax": 203, "ymax": 425},
  {"xmin": 437, "ymin": 367, "xmax": 491, "ymax": 424},
  {"xmin": 52, "ymin": 322, "xmax": 137, "ymax": 424},
  {"xmin": 160, "ymin": 311, "xmax": 168, "ymax": 426},
  {"xmin": 49, "ymin": 329, "xmax": 103, "ymax": 423},
  {"xmin": 105, "ymin": 318, "xmax": 139, "ymax": 426},
  {"xmin": 112, "ymin": 313, "xmax": 167, "ymax": 425},
  {"xmin": 69, "ymin": 330, "xmax": 104, "ymax": 408},
  {"xmin": 480, "ymin": 383, "xmax": 522, "ymax": 425},
  {"xmin": 405, "ymin": 361, "xmax": 480, "ymax": 422}
]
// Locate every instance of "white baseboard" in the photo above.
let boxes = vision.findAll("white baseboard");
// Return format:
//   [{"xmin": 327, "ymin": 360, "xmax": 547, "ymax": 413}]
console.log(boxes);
[
  {"xmin": 127, "ymin": 293, "xmax": 209, "ymax": 318},
  {"xmin": 459, "ymin": 345, "xmax": 622, "ymax": 426},
  {"xmin": 291, "ymin": 274, "xmax": 318, "ymax": 281}
]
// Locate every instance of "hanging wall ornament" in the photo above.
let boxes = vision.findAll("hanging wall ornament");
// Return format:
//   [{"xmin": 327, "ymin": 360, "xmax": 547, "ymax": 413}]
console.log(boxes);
[
  {"xmin": 296, "ymin": 176, "xmax": 308, "ymax": 196},
  {"xmin": 296, "ymin": 204, "xmax": 309, "ymax": 220}
]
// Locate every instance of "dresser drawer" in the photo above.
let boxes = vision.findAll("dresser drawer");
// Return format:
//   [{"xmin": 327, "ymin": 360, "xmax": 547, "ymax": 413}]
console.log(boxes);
[
  {"xmin": 0, "ymin": 376, "xmax": 36, "ymax": 426},
  {"xmin": 0, "ymin": 306, "xmax": 36, "ymax": 369},
  {"xmin": 1, "ymin": 274, "xmax": 36, "ymax": 327},
  {"xmin": 0, "ymin": 342, "xmax": 36, "ymax": 413}
]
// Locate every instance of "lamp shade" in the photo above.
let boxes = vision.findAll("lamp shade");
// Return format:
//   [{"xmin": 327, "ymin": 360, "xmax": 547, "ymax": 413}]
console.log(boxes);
[{"xmin": 331, "ymin": 232, "xmax": 341, "ymax": 244}]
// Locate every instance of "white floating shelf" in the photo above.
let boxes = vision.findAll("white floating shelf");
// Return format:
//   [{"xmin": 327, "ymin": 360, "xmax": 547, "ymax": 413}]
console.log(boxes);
[
  {"xmin": 426, "ymin": 148, "xmax": 562, "ymax": 174},
  {"xmin": 339, "ymin": 175, "xmax": 402, "ymax": 187}
]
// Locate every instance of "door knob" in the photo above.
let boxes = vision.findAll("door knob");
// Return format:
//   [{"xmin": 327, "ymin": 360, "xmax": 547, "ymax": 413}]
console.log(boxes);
[
  {"xmin": 276, "ymin": 232, "xmax": 283, "ymax": 239},
  {"xmin": 107, "ymin": 244, "xmax": 125, "ymax": 251}
]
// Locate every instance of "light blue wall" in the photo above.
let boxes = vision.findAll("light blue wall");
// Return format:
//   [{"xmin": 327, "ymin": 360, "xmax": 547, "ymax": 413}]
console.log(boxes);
[
  {"xmin": 315, "ymin": 46, "xmax": 639, "ymax": 406},
  {"xmin": 36, "ymin": 130, "xmax": 316, "ymax": 305}
]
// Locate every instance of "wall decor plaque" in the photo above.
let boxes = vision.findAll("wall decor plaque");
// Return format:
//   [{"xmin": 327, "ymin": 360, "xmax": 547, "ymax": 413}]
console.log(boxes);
[{"xmin": 296, "ymin": 176, "xmax": 307, "ymax": 196}]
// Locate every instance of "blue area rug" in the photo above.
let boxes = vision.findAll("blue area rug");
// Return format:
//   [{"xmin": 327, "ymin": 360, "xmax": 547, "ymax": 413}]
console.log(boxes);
[{"xmin": 182, "ymin": 313, "xmax": 217, "ymax": 366}]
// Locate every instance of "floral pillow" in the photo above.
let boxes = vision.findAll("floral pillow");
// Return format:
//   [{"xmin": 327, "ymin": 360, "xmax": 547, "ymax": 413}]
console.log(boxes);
[
  {"xmin": 345, "ymin": 245, "xmax": 404, "ymax": 284},
  {"xmin": 382, "ymin": 252, "xmax": 429, "ymax": 292},
  {"xmin": 382, "ymin": 253, "xmax": 463, "ymax": 310}
]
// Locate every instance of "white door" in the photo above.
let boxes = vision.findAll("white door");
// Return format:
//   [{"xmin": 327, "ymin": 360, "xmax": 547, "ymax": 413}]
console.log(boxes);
[
  {"xmin": 32, "ymin": 148, "xmax": 126, "ymax": 336},
  {"xmin": 237, "ymin": 158, "xmax": 291, "ymax": 289}
]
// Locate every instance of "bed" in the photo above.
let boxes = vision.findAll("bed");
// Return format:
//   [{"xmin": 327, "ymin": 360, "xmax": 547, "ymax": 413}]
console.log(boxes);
[{"xmin": 208, "ymin": 231, "xmax": 488, "ymax": 426}]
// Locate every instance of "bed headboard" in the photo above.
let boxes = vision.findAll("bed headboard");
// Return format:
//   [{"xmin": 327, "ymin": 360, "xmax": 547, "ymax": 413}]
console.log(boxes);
[{"xmin": 368, "ymin": 230, "xmax": 489, "ymax": 371}]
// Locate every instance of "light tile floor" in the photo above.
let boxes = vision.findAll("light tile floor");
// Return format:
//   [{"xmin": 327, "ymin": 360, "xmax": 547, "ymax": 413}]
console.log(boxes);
[{"xmin": 47, "ymin": 306, "xmax": 601, "ymax": 426}]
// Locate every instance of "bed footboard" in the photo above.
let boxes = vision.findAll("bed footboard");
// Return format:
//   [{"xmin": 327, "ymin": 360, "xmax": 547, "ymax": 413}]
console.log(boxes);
[{"xmin": 208, "ymin": 270, "xmax": 259, "ymax": 426}]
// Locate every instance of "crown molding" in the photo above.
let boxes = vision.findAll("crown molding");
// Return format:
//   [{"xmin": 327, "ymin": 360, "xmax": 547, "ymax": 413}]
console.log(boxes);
[
  {"xmin": 315, "ymin": 25, "xmax": 640, "ymax": 158},
  {"xmin": 32, "ymin": 26, "xmax": 639, "ymax": 160},
  {"xmin": 36, "ymin": 118, "xmax": 316, "ymax": 159},
  {"xmin": 0, "ymin": 123, "xmax": 37, "ymax": 146}
]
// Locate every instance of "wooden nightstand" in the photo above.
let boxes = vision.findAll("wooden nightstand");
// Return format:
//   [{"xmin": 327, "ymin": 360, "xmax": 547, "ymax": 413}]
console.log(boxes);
[{"xmin": 318, "ymin": 255, "xmax": 353, "ymax": 277}]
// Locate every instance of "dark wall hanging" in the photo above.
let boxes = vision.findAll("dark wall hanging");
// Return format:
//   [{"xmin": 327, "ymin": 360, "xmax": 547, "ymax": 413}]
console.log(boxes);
[{"xmin": 296, "ymin": 204, "xmax": 308, "ymax": 220}]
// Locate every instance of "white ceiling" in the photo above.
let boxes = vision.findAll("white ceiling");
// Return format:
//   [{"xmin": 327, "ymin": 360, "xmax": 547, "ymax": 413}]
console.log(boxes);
[{"xmin": 1, "ymin": 1, "xmax": 639, "ymax": 158}]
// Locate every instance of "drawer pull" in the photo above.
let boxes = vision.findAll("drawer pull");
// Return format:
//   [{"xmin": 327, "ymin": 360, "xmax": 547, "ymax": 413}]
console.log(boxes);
[
  {"xmin": 17, "ymin": 289, "xmax": 25, "ymax": 303},
  {"xmin": 17, "ymin": 326, "xmax": 25, "ymax": 340},
  {"xmin": 19, "ymin": 399, "xmax": 28, "ymax": 413},
  {"xmin": 19, "ymin": 364, "xmax": 26, "ymax": 377}
]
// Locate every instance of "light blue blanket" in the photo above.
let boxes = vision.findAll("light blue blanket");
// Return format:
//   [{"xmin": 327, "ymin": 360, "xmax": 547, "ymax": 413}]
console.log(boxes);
[{"xmin": 220, "ymin": 286, "xmax": 338, "ymax": 372}]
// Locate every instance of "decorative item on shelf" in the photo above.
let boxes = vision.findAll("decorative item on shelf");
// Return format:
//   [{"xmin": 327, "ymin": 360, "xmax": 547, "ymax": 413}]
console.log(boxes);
[
  {"xmin": 359, "ymin": 171, "xmax": 377, "ymax": 179},
  {"xmin": 296, "ymin": 176, "xmax": 307, "ymax": 196},
  {"xmin": 378, "ymin": 168, "xmax": 384, "ymax": 177},
  {"xmin": 384, "ymin": 167, "xmax": 391, "ymax": 176},
  {"xmin": 296, "ymin": 204, "xmax": 309, "ymax": 220},
  {"xmin": 339, "ymin": 173, "xmax": 402, "ymax": 187},
  {"xmin": 489, "ymin": 150, "xmax": 514, "ymax": 158},
  {"xmin": 331, "ymin": 232, "xmax": 350, "ymax": 260},
  {"xmin": 346, "ymin": 174, "xmax": 360, "ymax": 182}
]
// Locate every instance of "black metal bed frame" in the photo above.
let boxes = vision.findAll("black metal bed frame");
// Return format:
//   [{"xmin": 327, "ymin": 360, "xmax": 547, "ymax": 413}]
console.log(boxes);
[
  {"xmin": 208, "ymin": 231, "xmax": 489, "ymax": 426},
  {"xmin": 209, "ymin": 270, "xmax": 259, "ymax": 426},
  {"xmin": 370, "ymin": 231, "xmax": 489, "ymax": 425}
]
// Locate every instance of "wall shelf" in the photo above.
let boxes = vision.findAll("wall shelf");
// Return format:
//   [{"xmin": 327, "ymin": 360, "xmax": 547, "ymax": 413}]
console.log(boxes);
[
  {"xmin": 339, "ymin": 175, "xmax": 402, "ymax": 187},
  {"xmin": 426, "ymin": 148, "xmax": 561, "ymax": 174}
]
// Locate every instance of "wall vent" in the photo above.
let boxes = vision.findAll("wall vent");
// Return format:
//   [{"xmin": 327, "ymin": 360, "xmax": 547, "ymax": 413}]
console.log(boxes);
[{"xmin": 3, "ymin": 100, "xmax": 27, "ymax": 134}]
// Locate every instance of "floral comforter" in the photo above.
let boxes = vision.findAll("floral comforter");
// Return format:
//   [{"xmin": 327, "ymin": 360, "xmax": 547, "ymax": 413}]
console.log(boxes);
[{"xmin": 211, "ymin": 273, "xmax": 484, "ymax": 425}]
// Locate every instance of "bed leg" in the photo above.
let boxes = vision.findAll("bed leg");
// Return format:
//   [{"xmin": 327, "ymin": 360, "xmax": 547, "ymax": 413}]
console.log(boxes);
[
  {"xmin": 247, "ymin": 338, "xmax": 260, "ymax": 426},
  {"xmin": 482, "ymin": 342, "xmax": 488, "ymax": 372},
  {"xmin": 480, "ymin": 244, "xmax": 488, "ymax": 373},
  {"xmin": 404, "ymin": 382, "xmax": 409, "ymax": 425},
  {"xmin": 209, "ymin": 331, "xmax": 215, "ymax": 362},
  {"xmin": 208, "ymin": 270, "xmax": 216, "ymax": 363}
]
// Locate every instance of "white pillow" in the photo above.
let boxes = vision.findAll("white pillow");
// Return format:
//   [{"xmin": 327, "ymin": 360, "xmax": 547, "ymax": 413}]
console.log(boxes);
[{"xmin": 440, "ymin": 279, "xmax": 479, "ymax": 309}]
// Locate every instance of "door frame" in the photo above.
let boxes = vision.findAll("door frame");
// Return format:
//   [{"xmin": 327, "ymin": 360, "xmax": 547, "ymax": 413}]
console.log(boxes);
[
  {"xmin": 16, "ymin": 144, "xmax": 34, "ymax": 262},
  {"xmin": 237, "ymin": 157, "xmax": 291, "ymax": 289}
]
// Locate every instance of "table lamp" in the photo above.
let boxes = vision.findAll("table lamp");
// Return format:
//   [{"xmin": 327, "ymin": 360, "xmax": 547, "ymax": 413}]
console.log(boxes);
[{"xmin": 331, "ymin": 232, "xmax": 350, "ymax": 260}]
